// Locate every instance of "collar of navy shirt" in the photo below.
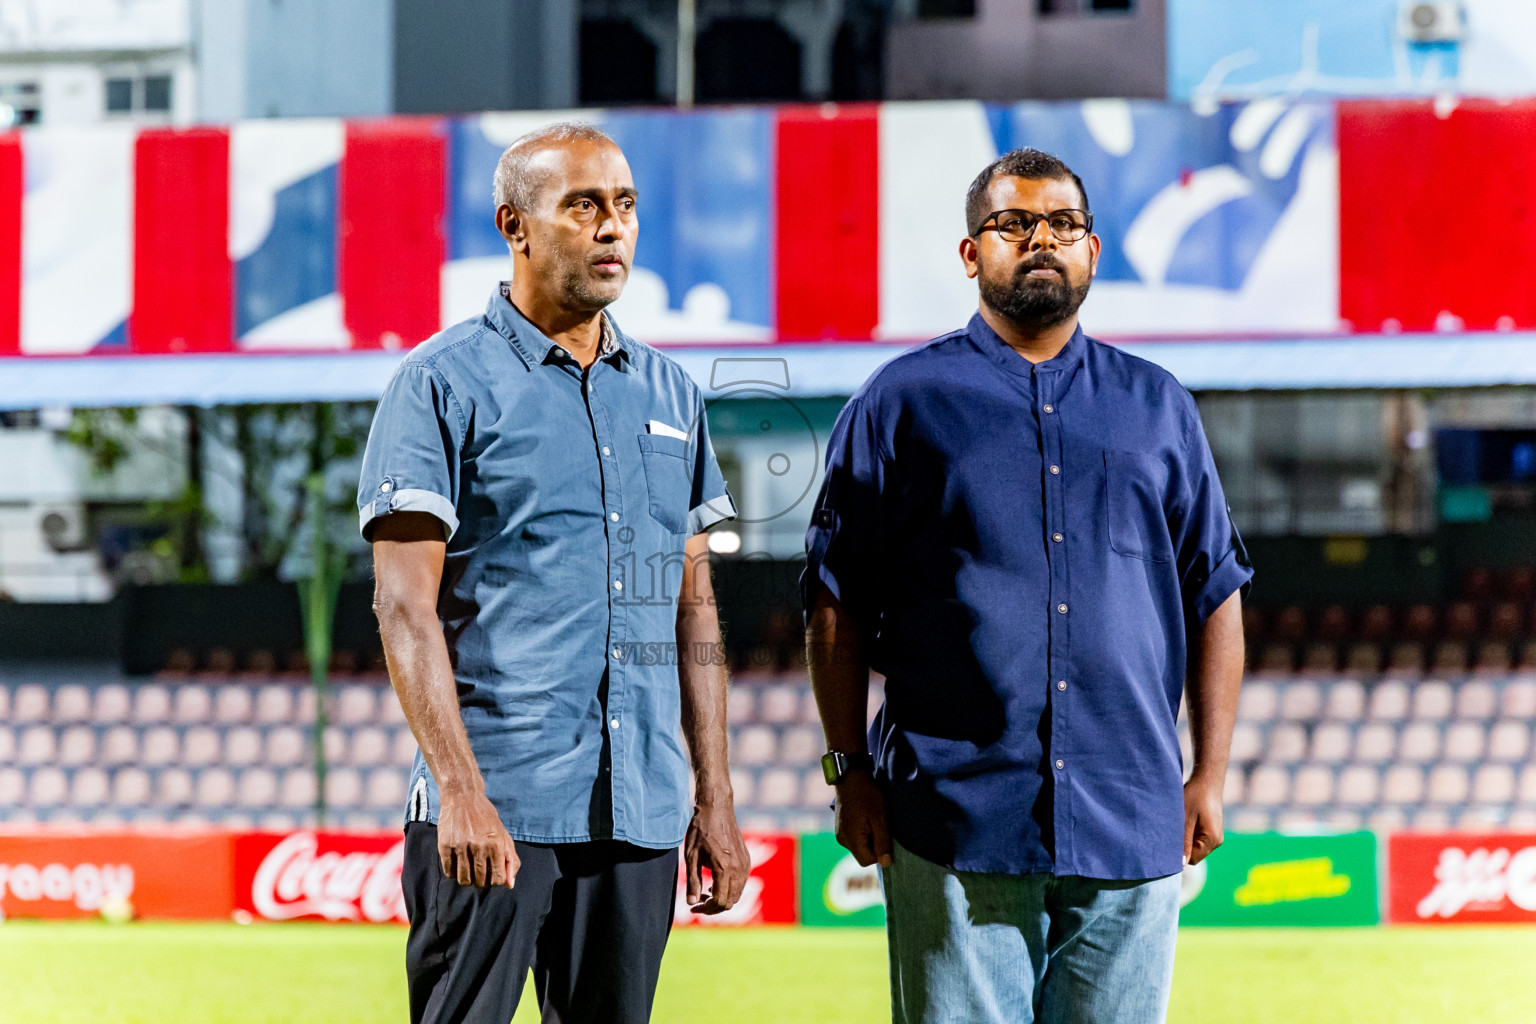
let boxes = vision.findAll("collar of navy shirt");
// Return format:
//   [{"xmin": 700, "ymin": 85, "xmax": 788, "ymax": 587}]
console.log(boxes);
[
  {"xmin": 489, "ymin": 280, "xmax": 632, "ymax": 373},
  {"xmin": 966, "ymin": 310, "xmax": 1087, "ymax": 379}
]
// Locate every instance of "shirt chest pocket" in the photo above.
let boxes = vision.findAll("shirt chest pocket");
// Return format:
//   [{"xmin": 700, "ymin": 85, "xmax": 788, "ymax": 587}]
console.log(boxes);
[
  {"xmin": 637, "ymin": 433, "xmax": 691, "ymax": 534},
  {"xmin": 1104, "ymin": 449, "xmax": 1172, "ymax": 563}
]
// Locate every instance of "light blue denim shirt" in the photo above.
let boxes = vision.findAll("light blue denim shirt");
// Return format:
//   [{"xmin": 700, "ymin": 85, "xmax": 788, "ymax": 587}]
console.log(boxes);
[{"xmin": 358, "ymin": 285, "xmax": 736, "ymax": 848}]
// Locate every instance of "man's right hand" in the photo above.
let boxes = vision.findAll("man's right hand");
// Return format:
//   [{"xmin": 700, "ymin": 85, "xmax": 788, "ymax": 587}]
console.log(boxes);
[
  {"xmin": 436, "ymin": 789, "xmax": 519, "ymax": 888},
  {"xmin": 835, "ymin": 771, "xmax": 893, "ymax": 868}
]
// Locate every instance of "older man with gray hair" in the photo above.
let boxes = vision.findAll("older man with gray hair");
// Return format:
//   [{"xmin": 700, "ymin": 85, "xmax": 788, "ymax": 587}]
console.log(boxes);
[{"xmin": 358, "ymin": 122, "xmax": 750, "ymax": 1024}]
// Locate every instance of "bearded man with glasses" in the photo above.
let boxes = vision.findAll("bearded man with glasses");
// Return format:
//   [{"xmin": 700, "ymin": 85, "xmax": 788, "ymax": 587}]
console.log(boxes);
[{"xmin": 804, "ymin": 148, "xmax": 1253, "ymax": 1024}]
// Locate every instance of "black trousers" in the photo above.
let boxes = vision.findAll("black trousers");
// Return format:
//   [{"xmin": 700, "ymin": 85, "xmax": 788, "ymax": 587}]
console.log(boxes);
[{"xmin": 402, "ymin": 822, "xmax": 679, "ymax": 1024}]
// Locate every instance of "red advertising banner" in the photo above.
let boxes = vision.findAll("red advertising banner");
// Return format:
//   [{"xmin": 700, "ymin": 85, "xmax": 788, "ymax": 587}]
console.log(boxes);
[
  {"xmin": 1388, "ymin": 833, "xmax": 1536, "ymax": 924},
  {"xmin": 0, "ymin": 831, "xmax": 234, "ymax": 920},
  {"xmin": 673, "ymin": 833, "xmax": 798, "ymax": 927},
  {"xmin": 233, "ymin": 831, "xmax": 407, "ymax": 924}
]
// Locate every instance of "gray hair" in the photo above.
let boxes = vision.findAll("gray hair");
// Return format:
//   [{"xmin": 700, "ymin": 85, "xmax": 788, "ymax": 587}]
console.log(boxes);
[{"xmin": 492, "ymin": 120, "xmax": 617, "ymax": 212}]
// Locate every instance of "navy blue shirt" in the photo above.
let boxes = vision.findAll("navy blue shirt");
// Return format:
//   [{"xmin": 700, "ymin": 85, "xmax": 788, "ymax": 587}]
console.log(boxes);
[
  {"xmin": 358, "ymin": 286, "xmax": 735, "ymax": 848},
  {"xmin": 803, "ymin": 314, "xmax": 1252, "ymax": 879}
]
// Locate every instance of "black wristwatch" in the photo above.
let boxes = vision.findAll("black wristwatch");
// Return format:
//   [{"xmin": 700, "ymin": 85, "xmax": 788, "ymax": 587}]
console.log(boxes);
[{"xmin": 821, "ymin": 750, "xmax": 876, "ymax": 786}]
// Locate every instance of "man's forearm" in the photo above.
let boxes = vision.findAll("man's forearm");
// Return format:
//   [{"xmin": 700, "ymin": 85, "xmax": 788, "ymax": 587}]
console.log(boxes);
[
  {"xmin": 376, "ymin": 601, "xmax": 484, "ymax": 798},
  {"xmin": 806, "ymin": 584, "xmax": 870, "ymax": 753},
  {"xmin": 676, "ymin": 602, "xmax": 732, "ymax": 804},
  {"xmin": 1187, "ymin": 591, "xmax": 1245, "ymax": 779}
]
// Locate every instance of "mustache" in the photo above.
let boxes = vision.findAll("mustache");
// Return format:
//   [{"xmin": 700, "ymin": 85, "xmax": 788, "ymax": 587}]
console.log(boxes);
[
  {"xmin": 591, "ymin": 250, "xmax": 627, "ymax": 266},
  {"xmin": 1016, "ymin": 254, "xmax": 1068, "ymax": 276}
]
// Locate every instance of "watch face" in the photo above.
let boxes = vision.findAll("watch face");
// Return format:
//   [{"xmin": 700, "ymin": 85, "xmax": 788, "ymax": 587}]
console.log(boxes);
[{"xmin": 821, "ymin": 752, "xmax": 840, "ymax": 786}]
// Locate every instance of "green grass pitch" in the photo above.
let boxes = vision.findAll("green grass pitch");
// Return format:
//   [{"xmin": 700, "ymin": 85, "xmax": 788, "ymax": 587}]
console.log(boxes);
[{"xmin": 1, "ymin": 921, "xmax": 1534, "ymax": 1023}]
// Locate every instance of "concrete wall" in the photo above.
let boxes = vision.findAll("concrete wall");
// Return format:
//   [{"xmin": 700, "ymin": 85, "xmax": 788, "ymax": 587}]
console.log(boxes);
[{"xmin": 393, "ymin": 0, "xmax": 577, "ymax": 113}]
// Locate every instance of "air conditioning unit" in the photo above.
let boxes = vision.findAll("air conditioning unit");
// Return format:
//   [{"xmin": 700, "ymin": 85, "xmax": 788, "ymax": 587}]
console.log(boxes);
[
  {"xmin": 1400, "ymin": 1, "xmax": 1466, "ymax": 42},
  {"xmin": 38, "ymin": 503, "xmax": 89, "ymax": 552}
]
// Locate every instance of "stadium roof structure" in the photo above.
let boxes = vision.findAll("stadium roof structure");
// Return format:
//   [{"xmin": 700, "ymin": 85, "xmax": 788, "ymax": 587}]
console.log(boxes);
[{"xmin": 4, "ymin": 332, "xmax": 1536, "ymax": 410}]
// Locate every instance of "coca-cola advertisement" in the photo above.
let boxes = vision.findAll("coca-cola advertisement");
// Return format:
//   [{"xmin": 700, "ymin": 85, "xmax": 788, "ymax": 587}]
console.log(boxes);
[
  {"xmin": 673, "ymin": 833, "xmax": 797, "ymax": 927},
  {"xmin": 0, "ymin": 831, "xmax": 235, "ymax": 920},
  {"xmin": 234, "ymin": 831, "xmax": 408, "ymax": 924},
  {"xmin": 1388, "ymin": 833, "xmax": 1536, "ymax": 924}
]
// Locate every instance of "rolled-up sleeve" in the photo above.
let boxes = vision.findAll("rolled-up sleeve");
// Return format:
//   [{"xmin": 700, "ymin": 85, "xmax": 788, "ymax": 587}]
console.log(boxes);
[
  {"xmin": 1173, "ymin": 408, "xmax": 1253, "ymax": 623},
  {"xmin": 357, "ymin": 362, "xmax": 464, "ymax": 542},
  {"xmin": 686, "ymin": 390, "xmax": 737, "ymax": 535},
  {"xmin": 801, "ymin": 395, "xmax": 887, "ymax": 634}
]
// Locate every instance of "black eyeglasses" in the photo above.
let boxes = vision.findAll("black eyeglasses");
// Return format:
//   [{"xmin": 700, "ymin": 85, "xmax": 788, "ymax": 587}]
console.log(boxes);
[{"xmin": 971, "ymin": 208, "xmax": 1093, "ymax": 244}]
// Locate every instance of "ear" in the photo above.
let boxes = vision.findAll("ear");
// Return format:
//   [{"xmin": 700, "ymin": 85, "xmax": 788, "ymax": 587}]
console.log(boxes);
[
  {"xmin": 1087, "ymin": 232, "xmax": 1101, "ymax": 277},
  {"xmin": 959, "ymin": 236, "xmax": 980, "ymax": 280},
  {"xmin": 496, "ymin": 203, "xmax": 529, "ymax": 257}
]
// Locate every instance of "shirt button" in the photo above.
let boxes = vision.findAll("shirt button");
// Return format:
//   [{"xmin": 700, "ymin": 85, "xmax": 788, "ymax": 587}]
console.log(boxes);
[
  {"xmin": 555, "ymin": 348, "xmax": 566, "ymax": 358},
  {"xmin": 1052, "ymin": 532, "xmax": 1063, "ymax": 543},
  {"xmin": 1049, "ymin": 465, "xmax": 1060, "ymax": 475},
  {"xmin": 612, "ymin": 648, "xmax": 621, "ymax": 659},
  {"xmin": 1056, "ymin": 759, "xmax": 1065, "ymax": 770},
  {"xmin": 1057, "ymin": 680, "xmax": 1067, "ymax": 691},
  {"xmin": 602, "ymin": 446, "xmax": 611, "ymax": 456},
  {"xmin": 1044, "ymin": 404, "xmax": 1054, "ymax": 413},
  {"xmin": 1057, "ymin": 603, "xmax": 1068, "ymax": 614},
  {"xmin": 613, "ymin": 579, "xmax": 623, "ymax": 591},
  {"xmin": 379, "ymin": 481, "xmax": 392, "ymax": 492},
  {"xmin": 610, "ymin": 512, "xmax": 620, "ymax": 521},
  {"xmin": 610, "ymin": 718, "xmax": 621, "ymax": 729}
]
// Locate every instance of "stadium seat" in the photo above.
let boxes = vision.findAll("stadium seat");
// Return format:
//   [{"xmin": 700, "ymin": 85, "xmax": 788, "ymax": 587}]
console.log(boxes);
[
  {"xmin": 1359, "ymin": 605, "xmax": 1393, "ymax": 641},
  {"xmin": 255, "ymin": 685, "xmax": 295, "ymax": 725},
  {"xmin": 378, "ymin": 690, "xmax": 407, "ymax": 725},
  {"xmin": 57, "ymin": 726, "xmax": 96, "ymax": 766},
  {"xmin": 183, "ymin": 727, "xmax": 221, "ymax": 766},
  {"xmin": 0, "ymin": 727, "xmax": 12, "ymax": 762},
  {"xmin": 1474, "ymin": 642, "xmax": 1512, "ymax": 674},
  {"xmin": 131, "ymin": 685, "xmax": 172, "ymax": 725},
  {"xmin": 366, "ymin": 769, "xmax": 406, "ymax": 810},
  {"xmin": 294, "ymin": 688, "xmax": 317, "ymax": 724},
  {"xmin": 1511, "ymin": 810, "xmax": 1536, "ymax": 832},
  {"xmin": 196, "ymin": 769, "xmax": 236, "ymax": 808},
  {"xmin": 1266, "ymin": 724, "xmax": 1307, "ymax": 764},
  {"xmin": 1368, "ymin": 681, "xmax": 1410, "ymax": 721},
  {"xmin": 70, "ymin": 767, "xmax": 110, "ymax": 808},
  {"xmin": 1488, "ymin": 721, "xmax": 1531, "ymax": 762},
  {"xmin": 1230, "ymin": 722, "xmax": 1263, "ymax": 763},
  {"xmin": 802, "ymin": 768, "xmax": 832, "ymax": 810},
  {"xmin": 1336, "ymin": 765, "xmax": 1380, "ymax": 806},
  {"xmin": 0, "ymin": 767, "xmax": 24, "ymax": 805},
  {"xmin": 1246, "ymin": 766, "xmax": 1290, "ymax": 806},
  {"xmin": 734, "ymin": 726, "xmax": 777, "ymax": 766},
  {"xmin": 1272, "ymin": 607, "xmax": 1306, "ymax": 643},
  {"xmin": 142, "ymin": 726, "xmax": 179, "ymax": 765},
  {"xmin": 1237, "ymin": 681, "xmax": 1278, "ymax": 722},
  {"xmin": 18, "ymin": 725, "xmax": 56, "ymax": 765},
  {"xmin": 1300, "ymin": 643, "xmax": 1337, "ymax": 675},
  {"xmin": 758, "ymin": 685, "xmax": 801, "ymax": 724},
  {"xmin": 280, "ymin": 769, "xmax": 317, "ymax": 810},
  {"xmin": 225, "ymin": 727, "xmax": 262, "ymax": 768},
  {"xmin": 323, "ymin": 727, "xmax": 347, "ymax": 765},
  {"xmin": 729, "ymin": 768, "xmax": 755, "ymax": 807},
  {"xmin": 1471, "ymin": 764, "xmax": 1516, "ymax": 804},
  {"xmin": 214, "ymin": 686, "xmax": 254, "ymax": 725},
  {"xmin": 1323, "ymin": 809, "xmax": 1363, "ymax": 831},
  {"xmin": 1517, "ymin": 765, "xmax": 1536, "ymax": 805},
  {"xmin": 1503, "ymin": 680, "xmax": 1536, "ymax": 718},
  {"xmin": 1324, "ymin": 680, "xmax": 1366, "ymax": 721},
  {"xmin": 1367, "ymin": 807, "xmax": 1408, "ymax": 833},
  {"xmin": 779, "ymin": 726, "xmax": 822, "ymax": 766},
  {"xmin": 1411, "ymin": 807, "xmax": 1453, "ymax": 831},
  {"xmin": 98, "ymin": 726, "xmax": 138, "ymax": 766},
  {"xmin": 0, "ymin": 686, "xmax": 9, "ymax": 721},
  {"xmin": 324, "ymin": 768, "xmax": 362, "ymax": 809},
  {"xmin": 1222, "ymin": 767, "xmax": 1244, "ymax": 805},
  {"xmin": 1442, "ymin": 722, "xmax": 1486, "ymax": 762},
  {"xmin": 334, "ymin": 685, "xmax": 378, "ymax": 725},
  {"xmin": 351, "ymin": 727, "xmax": 388, "ymax": 767},
  {"xmin": 1229, "ymin": 808, "xmax": 1271, "ymax": 833},
  {"xmin": 93, "ymin": 687, "xmax": 132, "ymax": 727},
  {"xmin": 1381, "ymin": 764, "xmax": 1425, "ymax": 805},
  {"xmin": 1445, "ymin": 602, "xmax": 1480, "ymax": 640},
  {"xmin": 1455, "ymin": 680, "xmax": 1498, "ymax": 720},
  {"xmin": 1433, "ymin": 642, "xmax": 1470, "ymax": 673},
  {"xmin": 1426, "ymin": 764, "xmax": 1470, "ymax": 805},
  {"xmin": 238, "ymin": 768, "xmax": 278, "ymax": 809},
  {"xmin": 1258, "ymin": 644, "xmax": 1295, "ymax": 674},
  {"xmin": 12, "ymin": 685, "xmax": 49, "ymax": 723},
  {"xmin": 726, "ymin": 686, "xmax": 756, "ymax": 724},
  {"xmin": 1292, "ymin": 765, "xmax": 1334, "ymax": 806},
  {"xmin": 392, "ymin": 728, "xmax": 418, "ymax": 767},
  {"xmin": 1343, "ymin": 644, "xmax": 1382, "ymax": 674},
  {"xmin": 756, "ymin": 768, "xmax": 798, "ymax": 807},
  {"xmin": 1398, "ymin": 722, "xmax": 1441, "ymax": 763},
  {"xmin": 1310, "ymin": 723, "xmax": 1352, "ymax": 764},
  {"xmin": 29, "ymin": 766, "xmax": 67, "ymax": 807},
  {"xmin": 1386, "ymin": 642, "xmax": 1425, "ymax": 675},
  {"xmin": 1316, "ymin": 606, "xmax": 1350, "ymax": 642},
  {"xmin": 112, "ymin": 768, "xmax": 151, "ymax": 808},
  {"xmin": 266, "ymin": 727, "xmax": 306, "ymax": 767},
  {"xmin": 1402, "ymin": 605, "xmax": 1438, "ymax": 640},
  {"xmin": 1280, "ymin": 682, "xmax": 1324, "ymax": 721},
  {"xmin": 1178, "ymin": 727, "xmax": 1194, "ymax": 771},
  {"xmin": 174, "ymin": 686, "xmax": 214, "ymax": 725},
  {"xmin": 1457, "ymin": 806, "xmax": 1507, "ymax": 832},
  {"xmin": 52, "ymin": 684, "xmax": 92, "ymax": 723},
  {"xmin": 1411, "ymin": 681, "xmax": 1453, "ymax": 720},
  {"xmin": 156, "ymin": 768, "xmax": 194, "ymax": 809}
]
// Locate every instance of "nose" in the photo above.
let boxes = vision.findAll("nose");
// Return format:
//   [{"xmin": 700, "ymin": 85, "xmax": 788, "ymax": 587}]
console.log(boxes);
[
  {"xmin": 1026, "ymin": 217, "xmax": 1058, "ymax": 252},
  {"xmin": 596, "ymin": 203, "xmax": 628, "ymax": 242}
]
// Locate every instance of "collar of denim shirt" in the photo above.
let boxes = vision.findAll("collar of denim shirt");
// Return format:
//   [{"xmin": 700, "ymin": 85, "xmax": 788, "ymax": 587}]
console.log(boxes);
[
  {"xmin": 486, "ymin": 282, "xmax": 632, "ymax": 372},
  {"xmin": 965, "ymin": 311, "xmax": 1086, "ymax": 379}
]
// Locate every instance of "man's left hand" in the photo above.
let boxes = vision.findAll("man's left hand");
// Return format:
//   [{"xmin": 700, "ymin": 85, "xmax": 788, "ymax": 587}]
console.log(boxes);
[
  {"xmin": 683, "ymin": 801, "xmax": 751, "ymax": 915},
  {"xmin": 1183, "ymin": 771, "xmax": 1225, "ymax": 866}
]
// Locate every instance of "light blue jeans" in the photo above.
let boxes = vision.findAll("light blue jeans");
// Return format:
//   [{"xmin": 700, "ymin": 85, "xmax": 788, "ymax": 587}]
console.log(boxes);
[{"xmin": 881, "ymin": 840, "xmax": 1181, "ymax": 1024}]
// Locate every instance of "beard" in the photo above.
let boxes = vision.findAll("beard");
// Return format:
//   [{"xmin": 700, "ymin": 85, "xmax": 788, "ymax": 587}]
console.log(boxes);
[
  {"xmin": 979, "ymin": 257, "xmax": 1091, "ymax": 332},
  {"xmin": 552, "ymin": 247, "xmax": 626, "ymax": 312}
]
